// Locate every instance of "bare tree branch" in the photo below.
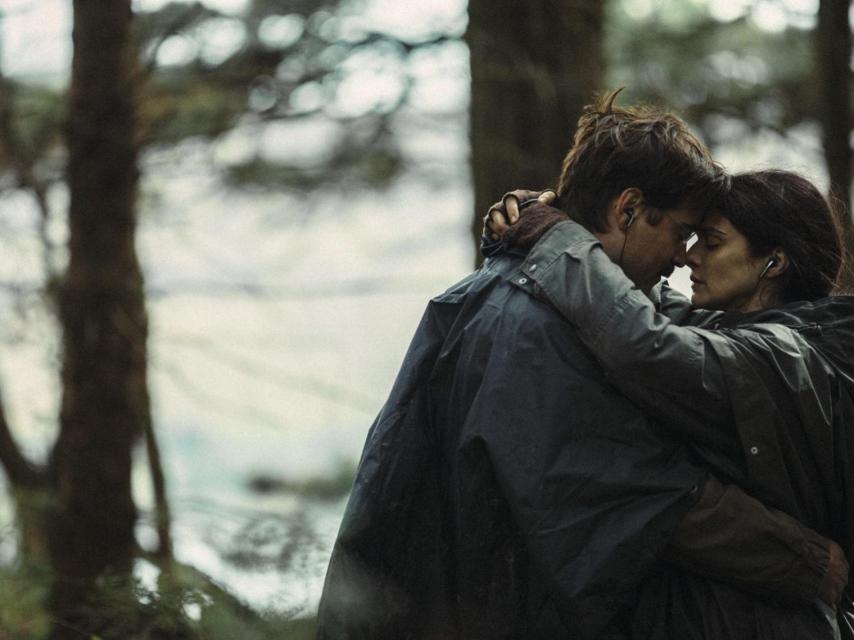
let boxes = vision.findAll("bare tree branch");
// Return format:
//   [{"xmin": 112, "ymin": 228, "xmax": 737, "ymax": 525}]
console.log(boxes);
[
  {"xmin": 0, "ymin": 74, "xmax": 62, "ymax": 288},
  {"xmin": 142, "ymin": 406, "xmax": 173, "ymax": 560},
  {"xmin": 146, "ymin": 275, "xmax": 453, "ymax": 300}
]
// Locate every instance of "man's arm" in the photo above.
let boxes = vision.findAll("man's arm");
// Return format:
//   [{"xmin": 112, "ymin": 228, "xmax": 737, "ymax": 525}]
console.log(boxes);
[
  {"xmin": 511, "ymin": 217, "xmax": 740, "ymax": 455},
  {"xmin": 478, "ymin": 235, "xmax": 850, "ymax": 608},
  {"xmin": 674, "ymin": 476, "xmax": 848, "ymax": 605},
  {"xmin": 493, "ymin": 218, "xmax": 848, "ymax": 605},
  {"xmin": 476, "ymin": 271, "xmax": 847, "ymax": 611}
]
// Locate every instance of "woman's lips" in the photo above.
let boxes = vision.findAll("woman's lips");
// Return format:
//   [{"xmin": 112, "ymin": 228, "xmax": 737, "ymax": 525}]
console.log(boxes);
[{"xmin": 690, "ymin": 276, "xmax": 705, "ymax": 287}]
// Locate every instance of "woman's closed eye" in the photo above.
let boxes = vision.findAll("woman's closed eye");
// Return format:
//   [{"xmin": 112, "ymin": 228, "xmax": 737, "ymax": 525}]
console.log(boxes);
[{"xmin": 698, "ymin": 230, "xmax": 724, "ymax": 249}]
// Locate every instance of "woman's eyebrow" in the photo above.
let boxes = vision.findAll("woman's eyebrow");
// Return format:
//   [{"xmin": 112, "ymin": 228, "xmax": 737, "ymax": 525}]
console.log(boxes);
[{"xmin": 699, "ymin": 227, "xmax": 726, "ymax": 237}]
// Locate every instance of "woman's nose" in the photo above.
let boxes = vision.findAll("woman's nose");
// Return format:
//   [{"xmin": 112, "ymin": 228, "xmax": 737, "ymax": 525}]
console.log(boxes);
[{"xmin": 686, "ymin": 244, "xmax": 701, "ymax": 269}]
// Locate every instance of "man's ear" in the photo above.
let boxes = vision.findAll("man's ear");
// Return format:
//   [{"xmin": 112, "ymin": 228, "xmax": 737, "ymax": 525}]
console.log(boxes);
[{"xmin": 613, "ymin": 187, "xmax": 645, "ymax": 231}]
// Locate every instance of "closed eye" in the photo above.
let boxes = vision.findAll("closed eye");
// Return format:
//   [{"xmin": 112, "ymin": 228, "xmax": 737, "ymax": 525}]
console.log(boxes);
[{"xmin": 697, "ymin": 229, "xmax": 724, "ymax": 249}]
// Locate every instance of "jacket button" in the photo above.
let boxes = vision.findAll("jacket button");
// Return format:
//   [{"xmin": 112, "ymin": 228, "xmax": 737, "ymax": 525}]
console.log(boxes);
[
  {"xmin": 519, "ymin": 277, "xmax": 528, "ymax": 284},
  {"xmin": 749, "ymin": 446, "xmax": 759, "ymax": 455}
]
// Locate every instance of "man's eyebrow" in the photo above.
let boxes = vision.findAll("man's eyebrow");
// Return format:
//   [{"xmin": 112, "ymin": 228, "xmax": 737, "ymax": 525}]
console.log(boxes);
[{"xmin": 698, "ymin": 226, "xmax": 726, "ymax": 236}]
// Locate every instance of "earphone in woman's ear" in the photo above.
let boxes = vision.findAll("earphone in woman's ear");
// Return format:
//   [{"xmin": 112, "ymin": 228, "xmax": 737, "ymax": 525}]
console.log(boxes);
[{"xmin": 759, "ymin": 258, "xmax": 777, "ymax": 280}]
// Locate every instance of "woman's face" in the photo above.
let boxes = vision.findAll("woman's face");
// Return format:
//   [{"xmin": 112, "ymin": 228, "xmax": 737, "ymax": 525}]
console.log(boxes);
[{"xmin": 686, "ymin": 210, "xmax": 769, "ymax": 312}]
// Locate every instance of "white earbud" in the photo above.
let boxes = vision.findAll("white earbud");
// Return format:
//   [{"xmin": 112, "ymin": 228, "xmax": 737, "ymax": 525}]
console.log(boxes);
[
  {"xmin": 624, "ymin": 208, "xmax": 636, "ymax": 229},
  {"xmin": 759, "ymin": 258, "xmax": 776, "ymax": 280}
]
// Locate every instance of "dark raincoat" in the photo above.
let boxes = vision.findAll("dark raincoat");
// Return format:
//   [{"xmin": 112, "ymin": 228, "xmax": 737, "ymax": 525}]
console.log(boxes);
[
  {"xmin": 317, "ymin": 251, "xmax": 707, "ymax": 639},
  {"xmin": 515, "ymin": 220, "xmax": 854, "ymax": 639}
]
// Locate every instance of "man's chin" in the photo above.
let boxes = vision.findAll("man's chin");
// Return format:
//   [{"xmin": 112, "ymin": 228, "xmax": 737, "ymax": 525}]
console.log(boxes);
[{"xmin": 638, "ymin": 277, "xmax": 661, "ymax": 295}]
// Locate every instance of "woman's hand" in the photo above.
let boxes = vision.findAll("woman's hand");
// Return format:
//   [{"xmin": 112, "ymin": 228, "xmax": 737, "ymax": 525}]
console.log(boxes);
[{"xmin": 483, "ymin": 189, "xmax": 557, "ymax": 240}]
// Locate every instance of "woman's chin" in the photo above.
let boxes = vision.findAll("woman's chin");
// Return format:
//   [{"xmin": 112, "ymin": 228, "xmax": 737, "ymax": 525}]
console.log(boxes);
[{"xmin": 691, "ymin": 290, "xmax": 728, "ymax": 311}]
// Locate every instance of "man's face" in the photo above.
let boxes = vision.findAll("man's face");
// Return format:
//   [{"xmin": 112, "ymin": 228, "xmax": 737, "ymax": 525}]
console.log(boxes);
[{"xmin": 621, "ymin": 205, "xmax": 702, "ymax": 293}]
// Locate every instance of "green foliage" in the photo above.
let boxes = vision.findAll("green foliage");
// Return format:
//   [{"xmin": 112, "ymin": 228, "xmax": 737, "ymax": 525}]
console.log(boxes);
[
  {"xmin": 606, "ymin": 2, "xmax": 818, "ymax": 146},
  {"xmin": 0, "ymin": 563, "xmax": 50, "ymax": 639},
  {"xmin": 0, "ymin": 558, "xmax": 317, "ymax": 640},
  {"xmin": 297, "ymin": 460, "xmax": 357, "ymax": 500},
  {"xmin": 248, "ymin": 459, "xmax": 356, "ymax": 501},
  {"xmin": 140, "ymin": 75, "xmax": 246, "ymax": 145},
  {"xmin": 0, "ymin": 79, "xmax": 64, "ymax": 181},
  {"xmin": 135, "ymin": 1, "xmax": 224, "ymax": 53},
  {"xmin": 224, "ymin": 141, "xmax": 403, "ymax": 191},
  {"xmin": 248, "ymin": 0, "xmax": 343, "ymax": 19},
  {"xmin": 155, "ymin": 562, "xmax": 317, "ymax": 640},
  {"xmin": 2, "ymin": 0, "xmax": 457, "ymax": 193},
  {"xmin": 132, "ymin": 0, "xmax": 446, "ymax": 189},
  {"xmin": 220, "ymin": 509, "xmax": 325, "ymax": 574},
  {"xmin": 9, "ymin": 85, "xmax": 65, "ymax": 163}
]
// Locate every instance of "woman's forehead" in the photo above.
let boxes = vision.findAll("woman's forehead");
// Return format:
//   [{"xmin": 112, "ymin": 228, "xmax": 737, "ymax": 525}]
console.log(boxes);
[{"xmin": 700, "ymin": 209, "xmax": 737, "ymax": 235}]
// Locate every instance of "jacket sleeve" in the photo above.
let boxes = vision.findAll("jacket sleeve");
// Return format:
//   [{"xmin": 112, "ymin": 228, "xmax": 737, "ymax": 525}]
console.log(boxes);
[
  {"xmin": 512, "ymin": 222, "xmax": 847, "ymax": 607},
  {"xmin": 514, "ymin": 221, "xmax": 845, "ymax": 513},
  {"xmin": 672, "ymin": 476, "xmax": 829, "ymax": 604},
  {"xmin": 655, "ymin": 282, "xmax": 725, "ymax": 327},
  {"xmin": 513, "ymin": 220, "xmax": 741, "ymax": 458}
]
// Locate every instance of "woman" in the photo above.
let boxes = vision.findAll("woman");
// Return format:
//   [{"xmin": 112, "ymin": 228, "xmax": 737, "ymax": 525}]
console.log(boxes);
[{"xmin": 487, "ymin": 170, "xmax": 854, "ymax": 639}]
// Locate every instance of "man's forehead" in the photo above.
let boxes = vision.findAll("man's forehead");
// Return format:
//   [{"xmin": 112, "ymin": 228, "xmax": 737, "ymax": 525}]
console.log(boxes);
[{"xmin": 668, "ymin": 207, "xmax": 704, "ymax": 226}]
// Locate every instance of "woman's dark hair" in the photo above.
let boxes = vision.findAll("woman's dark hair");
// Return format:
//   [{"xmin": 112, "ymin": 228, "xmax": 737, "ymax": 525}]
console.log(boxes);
[
  {"xmin": 722, "ymin": 170, "xmax": 844, "ymax": 302},
  {"xmin": 555, "ymin": 89, "xmax": 728, "ymax": 230}
]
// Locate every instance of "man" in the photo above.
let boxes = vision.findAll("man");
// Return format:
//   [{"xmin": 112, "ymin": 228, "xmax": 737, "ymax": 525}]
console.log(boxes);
[{"xmin": 317, "ymin": 91, "xmax": 847, "ymax": 639}]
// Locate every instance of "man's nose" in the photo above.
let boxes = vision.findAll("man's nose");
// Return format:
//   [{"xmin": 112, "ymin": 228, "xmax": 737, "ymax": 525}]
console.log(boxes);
[{"xmin": 672, "ymin": 242, "xmax": 688, "ymax": 268}]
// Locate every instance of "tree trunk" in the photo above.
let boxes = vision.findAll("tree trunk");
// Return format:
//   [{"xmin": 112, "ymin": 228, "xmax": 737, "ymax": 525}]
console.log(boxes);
[
  {"xmin": 817, "ymin": 0, "xmax": 854, "ymax": 291},
  {"xmin": 466, "ymin": 0, "xmax": 605, "ymax": 265},
  {"xmin": 48, "ymin": 0, "xmax": 150, "ymax": 636}
]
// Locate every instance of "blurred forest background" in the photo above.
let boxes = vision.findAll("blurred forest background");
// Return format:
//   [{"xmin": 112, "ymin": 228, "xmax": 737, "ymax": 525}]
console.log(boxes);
[{"xmin": 0, "ymin": 0, "xmax": 850, "ymax": 638}]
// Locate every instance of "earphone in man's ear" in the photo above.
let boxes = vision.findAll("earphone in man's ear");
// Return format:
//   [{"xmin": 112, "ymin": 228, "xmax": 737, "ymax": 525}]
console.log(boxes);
[
  {"xmin": 759, "ymin": 258, "xmax": 776, "ymax": 280},
  {"xmin": 624, "ymin": 208, "xmax": 636, "ymax": 229}
]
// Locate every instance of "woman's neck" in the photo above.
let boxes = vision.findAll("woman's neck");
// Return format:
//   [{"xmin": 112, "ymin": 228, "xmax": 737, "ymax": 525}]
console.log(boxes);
[{"xmin": 736, "ymin": 287, "xmax": 783, "ymax": 313}]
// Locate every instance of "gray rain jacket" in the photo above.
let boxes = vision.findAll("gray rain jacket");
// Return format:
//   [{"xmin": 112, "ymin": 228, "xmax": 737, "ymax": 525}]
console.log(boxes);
[
  {"xmin": 514, "ymin": 220, "xmax": 854, "ymax": 639},
  {"xmin": 317, "ymin": 247, "xmax": 832, "ymax": 640},
  {"xmin": 317, "ymin": 251, "xmax": 708, "ymax": 639}
]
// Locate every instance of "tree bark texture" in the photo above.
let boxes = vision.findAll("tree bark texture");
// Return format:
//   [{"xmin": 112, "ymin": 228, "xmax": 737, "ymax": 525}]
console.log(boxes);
[
  {"xmin": 817, "ymin": 0, "xmax": 854, "ymax": 290},
  {"xmin": 466, "ymin": 0, "xmax": 605, "ymax": 265},
  {"xmin": 49, "ymin": 0, "xmax": 150, "ymax": 636}
]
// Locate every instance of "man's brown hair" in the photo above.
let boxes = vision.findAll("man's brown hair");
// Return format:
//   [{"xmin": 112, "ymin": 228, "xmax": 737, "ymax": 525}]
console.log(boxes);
[{"xmin": 554, "ymin": 89, "xmax": 728, "ymax": 230}]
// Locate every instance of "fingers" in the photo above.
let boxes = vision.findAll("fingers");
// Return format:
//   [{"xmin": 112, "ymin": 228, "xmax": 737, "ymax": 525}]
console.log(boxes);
[
  {"xmin": 539, "ymin": 189, "xmax": 557, "ymax": 204},
  {"xmin": 503, "ymin": 194, "xmax": 520, "ymax": 224},
  {"xmin": 505, "ymin": 189, "xmax": 541, "ymax": 204},
  {"xmin": 487, "ymin": 206, "xmax": 511, "ymax": 236},
  {"xmin": 485, "ymin": 188, "xmax": 557, "ymax": 238},
  {"xmin": 482, "ymin": 211, "xmax": 497, "ymax": 240}
]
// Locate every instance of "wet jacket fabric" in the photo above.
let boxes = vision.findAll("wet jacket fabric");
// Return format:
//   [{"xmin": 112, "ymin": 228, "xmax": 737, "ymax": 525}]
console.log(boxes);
[
  {"xmin": 317, "ymin": 252, "xmax": 708, "ymax": 639},
  {"xmin": 517, "ymin": 220, "xmax": 854, "ymax": 639}
]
